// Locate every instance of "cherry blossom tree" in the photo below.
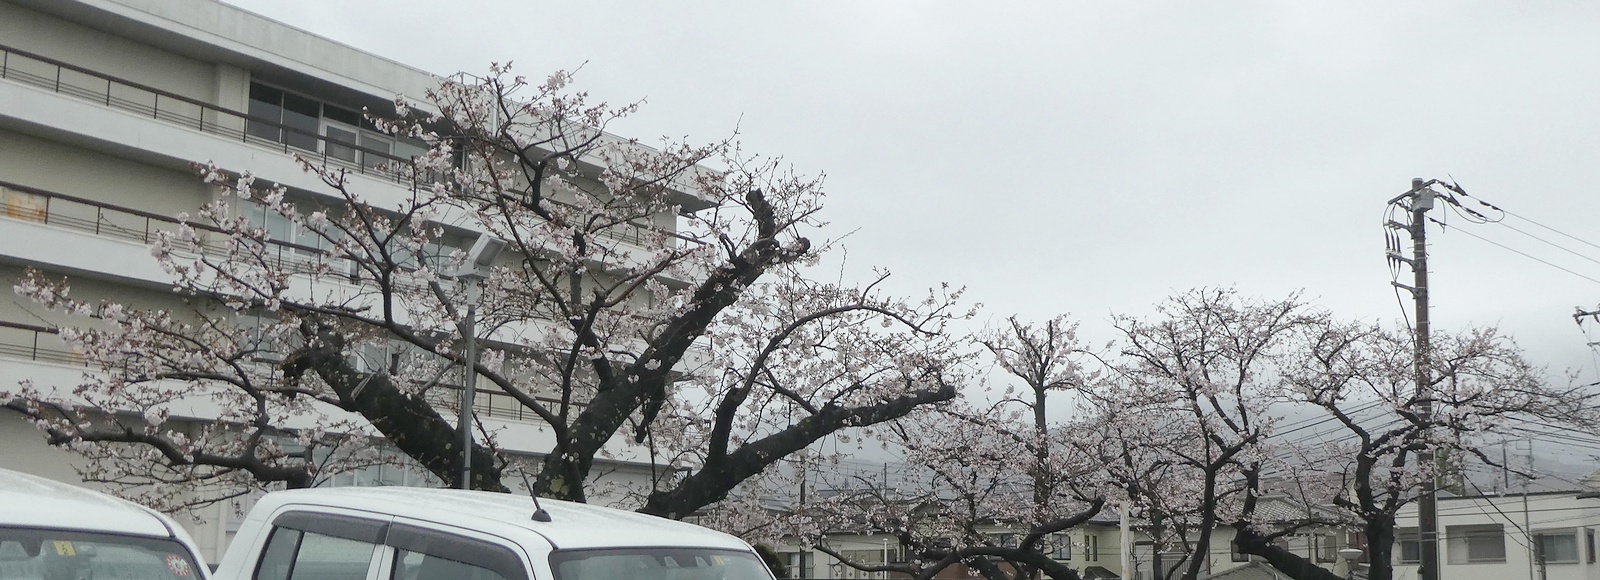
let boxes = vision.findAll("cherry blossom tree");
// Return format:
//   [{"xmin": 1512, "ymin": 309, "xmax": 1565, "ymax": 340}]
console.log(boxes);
[
  {"xmin": 2, "ymin": 65, "xmax": 971, "ymax": 517},
  {"xmin": 1088, "ymin": 289, "xmax": 1326, "ymax": 580},
  {"xmin": 703, "ymin": 315, "xmax": 1110, "ymax": 580},
  {"xmin": 1093, "ymin": 289, "xmax": 1600, "ymax": 580},
  {"xmin": 1255, "ymin": 320, "xmax": 1600, "ymax": 580}
]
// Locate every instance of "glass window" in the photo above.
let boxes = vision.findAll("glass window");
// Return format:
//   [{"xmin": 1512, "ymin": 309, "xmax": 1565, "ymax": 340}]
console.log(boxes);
[
  {"xmin": 258, "ymin": 513, "xmax": 385, "ymax": 580},
  {"xmin": 1446, "ymin": 524, "xmax": 1505, "ymax": 564},
  {"xmin": 779, "ymin": 552, "xmax": 810, "ymax": 579},
  {"xmin": 326, "ymin": 125, "xmax": 359, "ymax": 163},
  {"xmin": 394, "ymin": 548, "xmax": 505, "ymax": 580},
  {"xmin": 0, "ymin": 527, "xmax": 203, "ymax": 580},
  {"xmin": 551, "ymin": 548, "xmax": 773, "ymax": 580},
  {"xmin": 1396, "ymin": 529, "xmax": 1420, "ymax": 564},
  {"xmin": 291, "ymin": 532, "xmax": 377, "ymax": 580},
  {"xmin": 248, "ymin": 83, "xmax": 284, "ymax": 142},
  {"xmin": 386, "ymin": 524, "xmax": 524, "ymax": 580},
  {"xmin": 361, "ymin": 133, "xmax": 394, "ymax": 170},
  {"xmin": 255, "ymin": 528, "xmax": 302, "ymax": 580},
  {"xmin": 1315, "ymin": 535, "xmax": 1336, "ymax": 563},
  {"xmin": 1587, "ymin": 529, "xmax": 1595, "ymax": 564},
  {"xmin": 1535, "ymin": 532, "xmax": 1579, "ymax": 564},
  {"xmin": 392, "ymin": 138, "xmax": 429, "ymax": 164},
  {"xmin": 1051, "ymin": 533, "xmax": 1072, "ymax": 560},
  {"xmin": 324, "ymin": 105, "xmax": 362, "ymax": 127},
  {"xmin": 281, "ymin": 93, "xmax": 321, "ymax": 151}
]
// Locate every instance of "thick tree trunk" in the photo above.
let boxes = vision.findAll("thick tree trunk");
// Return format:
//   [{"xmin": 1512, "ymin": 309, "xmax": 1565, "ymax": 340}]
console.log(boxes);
[
  {"xmin": 297, "ymin": 321, "xmax": 506, "ymax": 491},
  {"xmin": 1364, "ymin": 518, "xmax": 1395, "ymax": 580},
  {"xmin": 1233, "ymin": 528, "xmax": 1344, "ymax": 580}
]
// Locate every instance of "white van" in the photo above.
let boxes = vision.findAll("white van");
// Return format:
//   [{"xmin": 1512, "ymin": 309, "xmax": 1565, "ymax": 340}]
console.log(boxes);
[
  {"xmin": 212, "ymin": 487, "xmax": 775, "ymax": 580},
  {"xmin": 0, "ymin": 468, "xmax": 209, "ymax": 580}
]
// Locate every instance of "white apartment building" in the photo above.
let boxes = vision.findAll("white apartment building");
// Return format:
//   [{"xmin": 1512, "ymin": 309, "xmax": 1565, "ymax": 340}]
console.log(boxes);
[
  {"xmin": 0, "ymin": 0, "xmax": 699, "ymax": 563},
  {"xmin": 1393, "ymin": 490, "xmax": 1600, "ymax": 580}
]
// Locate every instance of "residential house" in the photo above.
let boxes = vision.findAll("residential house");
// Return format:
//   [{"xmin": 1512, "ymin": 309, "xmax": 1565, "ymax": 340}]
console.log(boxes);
[{"xmin": 1392, "ymin": 488, "xmax": 1600, "ymax": 580}]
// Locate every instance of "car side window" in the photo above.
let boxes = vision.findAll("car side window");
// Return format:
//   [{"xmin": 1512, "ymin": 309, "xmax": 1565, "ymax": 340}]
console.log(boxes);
[
  {"xmin": 386, "ymin": 524, "xmax": 525, "ymax": 580},
  {"xmin": 255, "ymin": 528, "xmax": 303, "ymax": 580},
  {"xmin": 290, "ymin": 531, "xmax": 380, "ymax": 580},
  {"xmin": 393, "ymin": 548, "xmax": 505, "ymax": 580},
  {"xmin": 255, "ymin": 513, "xmax": 387, "ymax": 580}
]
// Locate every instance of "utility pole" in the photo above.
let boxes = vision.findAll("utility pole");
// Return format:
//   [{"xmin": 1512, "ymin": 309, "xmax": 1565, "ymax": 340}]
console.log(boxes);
[
  {"xmin": 1577, "ymin": 308, "xmax": 1600, "ymax": 347},
  {"xmin": 1390, "ymin": 178, "xmax": 1439, "ymax": 580},
  {"xmin": 1411, "ymin": 177, "xmax": 1441, "ymax": 580}
]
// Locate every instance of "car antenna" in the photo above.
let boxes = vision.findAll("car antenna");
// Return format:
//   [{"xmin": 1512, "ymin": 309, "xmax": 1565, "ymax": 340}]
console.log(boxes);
[{"xmin": 517, "ymin": 470, "xmax": 553, "ymax": 522}]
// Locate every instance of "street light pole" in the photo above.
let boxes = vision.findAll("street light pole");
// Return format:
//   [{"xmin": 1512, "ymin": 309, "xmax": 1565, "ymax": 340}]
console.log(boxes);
[
  {"xmin": 458, "ymin": 282, "xmax": 480, "ymax": 490},
  {"xmin": 456, "ymin": 234, "xmax": 506, "ymax": 490}
]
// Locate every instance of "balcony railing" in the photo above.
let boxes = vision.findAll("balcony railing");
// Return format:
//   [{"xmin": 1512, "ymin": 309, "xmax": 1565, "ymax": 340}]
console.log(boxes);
[
  {"xmin": 0, "ymin": 43, "xmax": 418, "ymax": 185},
  {"xmin": 0, "ymin": 44, "xmax": 673, "ymax": 250},
  {"xmin": 422, "ymin": 383, "xmax": 584, "ymax": 424},
  {"xmin": 0, "ymin": 179, "xmax": 355, "ymax": 282},
  {"xmin": 0, "ymin": 320, "xmax": 82, "ymax": 366}
]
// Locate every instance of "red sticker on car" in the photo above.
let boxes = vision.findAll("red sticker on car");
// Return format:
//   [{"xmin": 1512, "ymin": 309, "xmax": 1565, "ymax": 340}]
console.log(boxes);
[{"xmin": 165, "ymin": 554, "xmax": 192, "ymax": 578}]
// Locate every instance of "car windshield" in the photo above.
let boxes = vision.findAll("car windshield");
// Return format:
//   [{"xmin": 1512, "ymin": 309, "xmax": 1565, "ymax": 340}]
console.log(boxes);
[
  {"xmin": 549, "ymin": 548, "xmax": 773, "ymax": 580},
  {"xmin": 0, "ymin": 527, "xmax": 202, "ymax": 580}
]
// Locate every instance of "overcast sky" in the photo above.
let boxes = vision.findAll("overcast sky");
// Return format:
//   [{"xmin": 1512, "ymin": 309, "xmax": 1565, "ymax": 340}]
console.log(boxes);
[{"xmin": 221, "ymin": 1, "xmax": 1600, "ymax": 385}]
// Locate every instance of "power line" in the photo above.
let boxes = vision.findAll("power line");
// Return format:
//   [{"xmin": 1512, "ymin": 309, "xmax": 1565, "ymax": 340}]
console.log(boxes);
[
  {"xmin": 1428, "ymin": 216, "xmax": 1600, "ymax": 286},
  {"xmin": 1502, "ymin": 209, "xmax": 1600, "ymax": 255},
  {"xmin": 1491, "ymin": 220, "xmax": 1600, "ymax": 269}
]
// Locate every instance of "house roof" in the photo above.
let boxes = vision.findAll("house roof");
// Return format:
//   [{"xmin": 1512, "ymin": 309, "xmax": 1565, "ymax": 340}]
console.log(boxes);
[
  {"xmin": 1201, "ymin": 562, "xmax": 1291, "ymax": 580},
  {"xmin": 1248, "ymin": 496, "xmax": 1342, "ymax": 525},
  {"xmin": 1083, "ymin": 566, "xmax": 1120, "ymax": 580}
]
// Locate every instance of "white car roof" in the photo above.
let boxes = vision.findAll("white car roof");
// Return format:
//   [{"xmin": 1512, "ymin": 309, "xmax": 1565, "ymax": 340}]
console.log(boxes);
[
  {"xmin": 256, "ymin": 487, "xmax": 752, "ymax": 551},
  {"xmin": 0, "ymin": 468, "xmax": 177, "ymax": 538}
]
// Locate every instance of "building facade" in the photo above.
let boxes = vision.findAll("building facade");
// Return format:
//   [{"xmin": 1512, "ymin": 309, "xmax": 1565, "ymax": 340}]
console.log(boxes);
[
  {"xmin": 1393, "ymin": 490, "xmax": 1600, "ymax": 580},
  {"xmin": 0, "ymin": 0, "xmax": 691, "ymax": 563}
]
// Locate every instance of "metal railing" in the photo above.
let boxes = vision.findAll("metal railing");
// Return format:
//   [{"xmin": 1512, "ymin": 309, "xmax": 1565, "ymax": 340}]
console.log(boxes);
[
  {"xmin": 0, "ymin": 43, "xmax": 671, "ymax": 249},
  {"xmin": 422, "ymin": 382, "xmax": 585, "ymax": 423},
  {"xmin": 0, "ymin": 320, "xmax": 82, "ymax": 366},
  {"xmin": 0, "ymin": 179, "xmax": 356, "ymax": 282},
  {"xmin": 0, "ymin": 43, "xmax": 418, "ymax": 185}
]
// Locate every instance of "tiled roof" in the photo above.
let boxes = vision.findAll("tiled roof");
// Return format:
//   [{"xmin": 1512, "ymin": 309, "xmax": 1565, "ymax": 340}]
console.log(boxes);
[{"xmin": 1201, "ymin": 562, "xmax": 1290, "ymax": 580}]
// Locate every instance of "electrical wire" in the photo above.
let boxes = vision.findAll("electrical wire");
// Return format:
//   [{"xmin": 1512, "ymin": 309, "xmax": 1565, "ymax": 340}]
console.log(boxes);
[
  {"xmin": 1465, "ymin": 478, "xmax": 1532, "ymax": 550},
  {"xmin": 1384, "ymin": 199, "xmax": 1417, "ymax": 333},
  {"xmin": 1490, "ymin": 220, "xmax": 1600, "ymax": 269},
  {"xmin": 1427, "ymin": 216, "xmax": 1600, "ymax": 286},
  {"xmin": 1501, "ymin": 209, "xmax": 1600, "ymax": 255}
]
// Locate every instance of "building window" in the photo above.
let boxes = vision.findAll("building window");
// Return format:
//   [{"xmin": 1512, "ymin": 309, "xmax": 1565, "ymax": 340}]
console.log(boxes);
[
  {"xmin": 1314, "ymin": 535, "xmax": 1337, "ymax": 563},
  {"xmin": 1050, "ymin": 533, "xmax": 1072, "ymax": 560},
  {"xmin": 1231, "ymin": 540, "xmax": 1249, "ymax": 563},
  {"xmin": 1086, "ymin": 534, "xmax": 1098, "ymax": 562},
  {"xmin": 245, "ymin": 81, "xmax": 428, "ymax": 166},
  {"xmin": 1396, "ymin": 529, "xmax": 1420, "ymax": 564},
  {"xmin": 1587, "ymin": 528, "xmax": 1596, "ymax": 564},
  {"xmin": 1445, "ymin": 524, "xmax": 1506, "ymax": 564},
  {"xmin": 780, "ymin": 552, "xmax": 812, "ymax": 579},
  {"xmin": 1535, "ymin": 531, "xmax": 1579, "ymax": 565},
  {"xmin": 835, "ymin": 549, "xmax": 891, "ymax": 580}
]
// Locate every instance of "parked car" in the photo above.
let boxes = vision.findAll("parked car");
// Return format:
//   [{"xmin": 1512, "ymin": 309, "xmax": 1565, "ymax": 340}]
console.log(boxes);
[
  {"xmin": 0, "ymin": 467, "xmax": 208, "ymax": 580},
  {"xmin": 213, "ymin": 487, "xmax": 776, "ymax": 580}
]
